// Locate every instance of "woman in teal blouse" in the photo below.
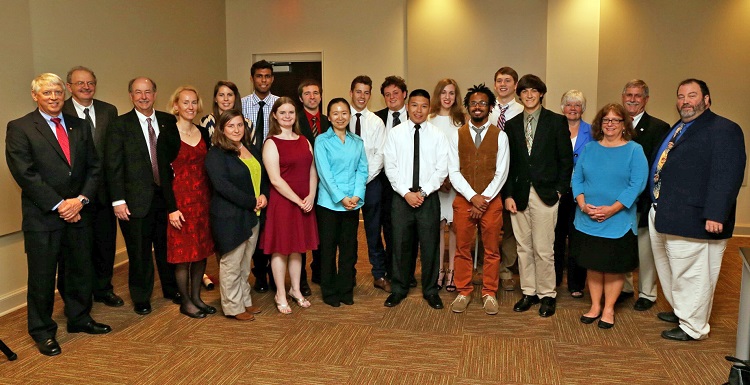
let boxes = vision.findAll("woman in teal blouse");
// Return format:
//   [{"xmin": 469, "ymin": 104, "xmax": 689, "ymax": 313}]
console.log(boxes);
[
  {"xmin": 314, "ymin": 98, "xmax": 368, "ymax": 306},
  {"xmin": 572, "ymin": 103, "xmax": 647, "ymax": 329}
]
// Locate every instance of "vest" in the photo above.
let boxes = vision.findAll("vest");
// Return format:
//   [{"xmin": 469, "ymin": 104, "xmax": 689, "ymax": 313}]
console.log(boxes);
[{"xmin": 458, "ymin": 123, "xmax": 500, "ymax": 194}]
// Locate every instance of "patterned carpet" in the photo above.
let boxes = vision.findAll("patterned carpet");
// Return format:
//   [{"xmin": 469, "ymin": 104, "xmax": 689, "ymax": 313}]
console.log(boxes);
[{"xmin": 0, "ymin": 231, "xmax": 746, "ymax": 384}]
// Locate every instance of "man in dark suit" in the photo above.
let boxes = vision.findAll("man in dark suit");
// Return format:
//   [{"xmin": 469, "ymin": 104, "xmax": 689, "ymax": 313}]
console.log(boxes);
[
  {"xmin": 62, "ymin": 66, "xmax": 123, "ymax": 307},
  {"xmin": 6, "ymin": 73, "xmax": 112, "ymax": 356},
  {"xmin": 618, "ymin": 79, "xmax": 671, "ymax": 311},
  {"xmin": 105, "ymin": 77, "xmax": 178, "ymax": 315},
  {"xmin": 502, "ymin": 74, "xmax": 573, "ymax": 317},
  {"xmin": 297, "ymin": 79, "xmax": 329, "ymax": 294},
  {"xmin": 650, "ymin": 79, "xmax": 745, "ymax": 341}
]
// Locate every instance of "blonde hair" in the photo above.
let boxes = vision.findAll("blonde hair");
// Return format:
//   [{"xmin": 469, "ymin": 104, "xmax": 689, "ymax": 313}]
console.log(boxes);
[
  {"xmin": 31, "ymin": 73, "xmax": 65, "ymax": 94},
  {"xmin": 168, "ymin": 86, "xmax": 203, "ymax": 116}
]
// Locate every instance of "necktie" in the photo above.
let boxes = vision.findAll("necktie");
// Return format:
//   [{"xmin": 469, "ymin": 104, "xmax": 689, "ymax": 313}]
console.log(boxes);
[
  {"xmin": 652, "ymin": 122, "xmax": 685, "ymax": 200},
  {"xmin": 84, "ymin": 107, "xmax": 95, "ymax": 139},
  {"xmin": 51, "ymin": 118, "xmax": 70, "ymax": 164},
  {"xmin": 473, "ymin": 126, "xmax": 485, "ymax": 148},
  {"xmin": 497, "ymin": 105, "xmax": 508, "ymax": 130},
  {"xmin": 355, "ymin": 113, "xmax": 362, "ymax": 136},
  {"xmin": 255, "ymin": 100, "xmax": 265, "ymax": 150},
  {"xmin": 312, "ymin": 116, "xmax": 318, "ymax": 136},
  {"xmin": 412, "ymin": 124, "xmax": 421, "ymax": 192},
  {"xmin": 392, "ymin": 111, "xmax": 401, "ymax": 128},
  {"xmin": 146, "ymin": 118, "xmax": 160, "ymax": 185},
  {"xmin": 525, "ymin": 115, "xmax": 534, "ymax": 155}
]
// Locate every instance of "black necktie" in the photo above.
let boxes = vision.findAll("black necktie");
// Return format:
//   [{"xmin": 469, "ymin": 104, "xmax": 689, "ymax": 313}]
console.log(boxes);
[
  {"xmin": 255, "ymin": 100, "xmax": 265, "ymax": 150},
  {"xmin": 392, "ymin": 111, "xmax": 401, "ymax": 128},
  {"xmin": 84, "ymin": 107, "xmax": 95, "ymax": 139},
  {"xmin": 412, "ymin": 124, "xmax": 420, "ymax": 192},
  {"xmin": 355, "ymin": 113, "xmax": 362, "ymax": 136}
]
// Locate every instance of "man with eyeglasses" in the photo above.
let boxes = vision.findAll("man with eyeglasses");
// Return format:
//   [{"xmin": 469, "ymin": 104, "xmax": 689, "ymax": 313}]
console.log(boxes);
[
  {"xmin": 501, "ymin": 74, "xmax": 573, "ymax": 317},
  {"xmin": 618, "ymin": 79, "xmax": 670, "ymax": 311},
  {"xmin": 62, "ymin": 66, "xmax": 123, "ymax": 308}
]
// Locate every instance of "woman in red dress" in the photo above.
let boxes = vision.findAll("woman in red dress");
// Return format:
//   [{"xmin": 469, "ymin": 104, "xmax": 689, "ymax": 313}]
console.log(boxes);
[
  {"xmin": 157, "ymin": 86, "xmax": 215, "ymax": 318},
  {"xmin": 261, "ymin": 97, "xmax": 319, "ymax": 314}
]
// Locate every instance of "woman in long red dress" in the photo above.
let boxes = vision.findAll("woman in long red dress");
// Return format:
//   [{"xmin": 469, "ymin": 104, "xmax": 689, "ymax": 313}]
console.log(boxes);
[
  {"xmin": 157, "ymin": 86, "xmax": 215, "ymax": 318},
  {"xmin": 261, "ymin": 97, "xmax": 319, "ymax": 314}
]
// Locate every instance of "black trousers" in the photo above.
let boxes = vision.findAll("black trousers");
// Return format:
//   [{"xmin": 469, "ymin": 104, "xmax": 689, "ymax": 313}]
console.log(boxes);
[
  {"xmin": 317, "ymin": 206, "xmax": 359, "ymax": 303},
  {"xmin": 24, "ymin": 224, "xmax": 94, "ymax": 342},
  {"xmin": 91, "ymin": 198, "xmax": 118, "ymax": 297},
  {"xmin": 118, "ymin": 189, "xmax": 176, "ymax": 304},
  {"xmin": 553, "ymin": 190, "xmax": 587, "ymax": 291},
  {"xmin": 390, "ymin": 192, "xmax": 440, "ymax": 296}
]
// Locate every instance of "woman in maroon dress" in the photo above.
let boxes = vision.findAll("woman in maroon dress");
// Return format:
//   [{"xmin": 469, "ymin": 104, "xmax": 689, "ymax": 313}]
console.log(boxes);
[
  {"xmin": 261, "ymin": 97, "xmax": 319, "ymax": 314},
  {"xmin": 157, "ymin": 86, "xmax": 215, "ymax": 318}
]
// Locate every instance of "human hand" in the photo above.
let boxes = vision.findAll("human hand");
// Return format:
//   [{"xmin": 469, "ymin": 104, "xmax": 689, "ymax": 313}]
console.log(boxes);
[
  {"xmin": 114, "ymin": 203, "xmax": 130, "ymax": 221},
  {"xmin": 169, "ymin": 210, "xmax": 185, "ymax": 230},
  {"xmin": 504, "ymin": 198, "xmax": 517, "ymax": 214}
]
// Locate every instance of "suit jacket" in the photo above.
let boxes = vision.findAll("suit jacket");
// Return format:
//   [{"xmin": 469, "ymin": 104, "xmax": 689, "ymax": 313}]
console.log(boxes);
[
  {"xmin": 298, "ymin": 112, "xmax": 329, "ymax": 145},
  {"xmin": 156, "ymin": 122, "xmax": 211, "ymax": 213},
  {"xmin": 502, "ymin": 107, "xmax": 573, "ymax": 211},
  {"xmin": 205, "ymin": 144, "xmax": 269, "ymax": 255},
  {"xmin": 62, "ymin": 98, "xmax": 118, "ymax": 204},
  {"xmin": 5, "ymin": 109, "xmax": 100, "ymax": 231},
  {"xmin": 105, "ymin": 109, "xmax": 177, "ymax": 218},
  {"xmin": 632, "ymin": 111, "xmax": 670, "ymax": 227},
  {"xmin": 653, "ymin": 109, "xmax": 745, "ymax": 239}
]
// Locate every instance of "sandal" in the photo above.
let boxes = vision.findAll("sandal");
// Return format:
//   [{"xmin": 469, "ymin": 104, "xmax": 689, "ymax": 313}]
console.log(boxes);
[
  {"xmin": 437, "ymin": 269, "xmax": 446, "ymax": 290},
  {"xmin": 288, "ymin": 290, "xmax": 311, "ymax": 308},
  {"xmin": 275, "ymin": 300, "xmax": 292, "ymax": 315},
  {"xmin": 445, "ymin": 269, "xmax": 456, "ymax": 292},
  {"xmin": 570, "ymin": 291, "xmax": 584, "ymax": 299}
]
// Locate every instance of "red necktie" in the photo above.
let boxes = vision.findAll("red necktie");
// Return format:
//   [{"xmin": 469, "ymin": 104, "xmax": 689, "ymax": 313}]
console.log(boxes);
[
  {"xmin": 51, "ymin": 118, "xmax": 71, "ymax": 164},
  {"xmin": 312, "ymin": 116, "xmax": 319, "ymax": 136}
]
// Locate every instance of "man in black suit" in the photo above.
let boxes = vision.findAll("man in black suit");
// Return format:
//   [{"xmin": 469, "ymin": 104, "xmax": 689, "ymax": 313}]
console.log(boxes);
[
  {"xmin": 618, "ymin": 79, "xmax": 670, "ymax": 311},
  {"xmin": 6, "ymin": 73, "xmax": 111, "ymax": 356},
  {"xmin": 502, "ymin": 74, "xmax": 573, "ymax": 317},
  {"xmin": 62, "ymin": 66, "xmax": 123, "ymax": 307},
  {"xmin": 297, "ymin": 79, "xmax": 329, "ymax": 294},
  {"xmin": 105, "ymin": 77, "xmax": 178, "ymax": 315},
  {"xmin": 650, "ymin": 79, "xmax": 745, "ymax": 341}
]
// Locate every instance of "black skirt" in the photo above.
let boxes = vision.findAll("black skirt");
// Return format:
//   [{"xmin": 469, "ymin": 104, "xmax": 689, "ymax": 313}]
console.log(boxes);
[{"xmin": 571, "ymin": 229, "xmax": 638, "ymax": 273}]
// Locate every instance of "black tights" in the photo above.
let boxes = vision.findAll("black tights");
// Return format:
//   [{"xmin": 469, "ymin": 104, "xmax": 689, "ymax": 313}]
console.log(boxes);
[{"xmin": 174, "ymin": 260, "xmax": 208, "ymax": 312}]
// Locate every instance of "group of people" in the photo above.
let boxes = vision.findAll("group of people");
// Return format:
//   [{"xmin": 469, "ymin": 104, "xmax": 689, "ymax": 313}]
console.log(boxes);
[{"xmin": 5, "ymin": 60, "xmax": 745, "ymax": 357}]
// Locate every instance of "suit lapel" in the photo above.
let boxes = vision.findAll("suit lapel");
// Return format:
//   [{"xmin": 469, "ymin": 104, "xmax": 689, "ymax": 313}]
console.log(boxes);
[
  {"xmin": 33, "ymin": 110, "xmax": 70, "ymax": 166},
  {"xmin": 126, "ymin": 110, "xmax": 152, "ymax": 161},
  {"xmin": 529, "ymin": 108, "xmax": 548, "ymax": 157},
  {"xmin": 65, "ymin": 115, "xmax": 79, "ymax": 167}
]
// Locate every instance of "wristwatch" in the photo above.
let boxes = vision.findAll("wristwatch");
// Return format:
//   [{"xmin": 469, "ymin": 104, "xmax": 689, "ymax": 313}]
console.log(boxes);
[
  {"xmin": 419, "ymin": 189, "xmax": 427, "ymax": 198},
  {"xmin": 78, "ymin": 195, "xmax": 90, "ymax": 205}
]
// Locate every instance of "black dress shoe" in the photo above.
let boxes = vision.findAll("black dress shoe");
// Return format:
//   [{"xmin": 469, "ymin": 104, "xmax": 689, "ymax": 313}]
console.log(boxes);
[
  {"xmin": 539, "ymin": 297, "xmax": 556, "ymax": 317},
  {"xmin": 300, "ymin": 280, "xmax": 312, "ymax": 297},
  {"xmin": 615, "ymin": 291, "xmax": 634, "ymax": 304},
  {"xmin": 384, "ymin": 293, "xmax": 406, "ymax": 307},
  {"xmin": 633, "ymin": 297, "xmax": 655, "ymax": 311},
  {"xmin": 94, "ymin": 292, "xmax": 125, "ymax": 307},
  {"xmin": 197, "ymin": 304, "xmax": 217, "ymax": 314},
  {"xmin": 598, "ymin": 319, "xmax": 614, "ymax": 329},
  {"xmin": 513, "ymin": 295, "xmax": 540, "ymax": 312},
  {"xmin": 36, "ymin": 338, "xmax": 61, "ymax": 356},
  {"xmin": 424, "ymin": 294, "xmax": 443, "ymax": 309},
  {"xmin": 134, "ymin": 302, "xmax": 152, "ymax": 315},
  {"xmin": 67, "ymin": 321, "xmax": 112, "ymax": 334},
  {"xmin": 409, "ymin": 277, "xmax": 418, "ymax": 288},
  {"xmin": 324, "ymin": 299, "xmax": 341, "ymax": 307},
  {"xmin": 580, "ymin": 313, "xmax": 601, "ymax": 324},
  {"xmin": 341, "ymin": 298, "xmax": 354, "ymax": 306},
  {"xmin": 253, "ymin": 281, "xmax": 269, "ymax": 293},
  {"xmin": 661, "ymin": 327, "xmax": 695, "ymax": 341},
  {"xmin": 180, "ymin": 306, "xmax": 207, "ymax": 319},
  {"xmin": 657, "ymin": 311, "xmax": 679, "ymax": 323}
]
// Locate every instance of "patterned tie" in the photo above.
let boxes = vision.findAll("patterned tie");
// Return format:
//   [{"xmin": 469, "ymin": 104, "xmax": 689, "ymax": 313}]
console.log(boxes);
[
  {"xmin": 255, "ymin": 100, "xmax": 265, "ymax": 150},
  {"xmin": 412, "ymin": 124, "xmax": 421, "ymax": 191},
  {"xmin": 355, "ymin": 113, "xmax": 362, "ymax": 136},
  {"xmin": 84, "ymin": 107, "xmax": 95, "ymax": 139},
  {"xmin": 473, "ymin": 126, "xmax": 485, "ymax": 148},
  {"xmin": 51, "ymin": 118, "xmax": 70, "ymax": 164},
  {"xmin": 146, "ymin": 118, "xmax": 160, "ymax": 185},
  {"xmin": 652, "ymin": 122, "xmax": 685, "ymax": 200},
  {"xmin": 497, "ymin": 105, "xmax": 508, "ymax": 130},
  {"xmin": 312, "ymin": 116, "xmax": 319, "ymax": 136},
  {"xmin": 392, "ymin": 111, "xmax": 401, "ymax": 128},
  {"xmin": 525, "ymin": 115, "xmax": 534, "ymax": 155}
]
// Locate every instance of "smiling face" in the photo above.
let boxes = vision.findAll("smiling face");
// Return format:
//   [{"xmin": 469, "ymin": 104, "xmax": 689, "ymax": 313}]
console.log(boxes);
[
  {"xmin": 175, "ymin": 90, "xmax": 198, "ymax": 122},
  {"xmin": 215, "ymin": 85, "xmax": 236, "ymax": 114},
  {"xmin": 622, "ymin": 86, "xmax": 648, "ymax": 117},
  {"xmin": 408, "ymin": 95, "xmax": 430, "ymax": 125},
  {"xmin": 383, "ymin": 84, "xmax": 406, "ymax": 111},
  {"xmin": 468, "ymin": 92, "xmax": 490, "ymax": 125},
  {"xmin": 562, "ymin": 100, "xmax": 583, "ymax": 122},
  {"xmin": 601, "ymin": 111, "xmax": 625, "ymax": 141},
  {"xmin": 222, "ymin": 115, "xmax": 245, "ymax": 145},
  {"xmin": 300, "ymin": 85, "xmax": 321, "ymax": 113},
  {"xmin": 33, "ymin": 83, "xmax": 65, "ymax": 116},
  {"xmin": 129, "ymin": 78, "xmax": 156, "ymax": 115},
  {"xmin": 328, "ymin": 102, "xmax": 351, "ymax": 132},
  {"xmin": 273, "ymin": 102, "xmax": 296, "ymax": 129},
  {"xmin": 252, "ymin": 68, "xmax": 274, "ymax": 97},
  {"xmin": 676, "ymin": 82, "xmax": 709, "ymax": 123},
  {"xmin": 439, "ymin": 84, "xmax": 456, "ymax": 111},
  {"xmin": 494, "ymin": 74, "xmax": 516, "ymax": 102},
  {"xmin": 66, "ymin": 70, "xmax": 96, "ymax": 105},
  {"xmin": 520, "ymin": 88, "xmax": 542, "ymax": 112},
  {"xmin": 349, "ymin": 83, "xmax": 371, "ymax": 112}
]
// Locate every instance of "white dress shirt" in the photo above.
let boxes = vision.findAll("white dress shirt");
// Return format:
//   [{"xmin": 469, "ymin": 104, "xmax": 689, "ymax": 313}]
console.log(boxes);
[
  {"xmin": 632, "ymin": 110, "xmax": 645, "ymax": 129},
  {"xmin": 448, "ymin": 121, "xmax": 510, "ymax": 201},
  {"xmin": 349, "ymin": 107, "xmax": 386, "ymax": 183},
  {"xmin": 384, "ymin": 120, "xmax": 448, "ymax": 197},
  {"xmin": 70, "ymin": 98, "xmax": 96, "ymax": 127},
  {"xmin": 385, "ymin": 106, "xmax": 407, "ymax": 132},
  {"xmin": 241, "ymin": 93, "xmax": 279, "ymax": 141},
  {"xmin": 488, "ymin": 98, "xmax": 523, "ymax": 129},
  {"xmin": 113, "ymin": 109, "xmax": 159, "ymax": 207}
]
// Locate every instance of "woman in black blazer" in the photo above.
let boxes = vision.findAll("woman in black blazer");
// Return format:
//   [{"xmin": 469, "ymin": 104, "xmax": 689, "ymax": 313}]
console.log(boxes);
[{"xmin": 205, "ymin": 109, "xmax": 268, "ymax": 321}]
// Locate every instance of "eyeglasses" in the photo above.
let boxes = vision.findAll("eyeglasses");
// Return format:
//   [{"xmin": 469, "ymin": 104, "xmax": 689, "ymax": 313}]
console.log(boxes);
[
  {"xmin": 602, "ymin": 118, "xmax": 623, "ymax": 125},
  {"xmin": 70, "ymin": 81, "xmax": 96, "ymax": 87},
  {"xmin": 469, "ymin": 101, "xmax": 489, "ymax": 107}
]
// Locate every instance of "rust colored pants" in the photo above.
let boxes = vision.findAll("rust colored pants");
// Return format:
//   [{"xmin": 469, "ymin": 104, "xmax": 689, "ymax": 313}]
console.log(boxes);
[{"xmin": 453, "ymin": 195, "xmax": 504, "ymax": 296}]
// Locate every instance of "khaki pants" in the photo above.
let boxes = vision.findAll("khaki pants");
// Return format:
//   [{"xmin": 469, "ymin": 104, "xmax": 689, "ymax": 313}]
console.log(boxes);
[{"xmin": 219, "ymin": 225, "xmax": 260, "ymax": 316}]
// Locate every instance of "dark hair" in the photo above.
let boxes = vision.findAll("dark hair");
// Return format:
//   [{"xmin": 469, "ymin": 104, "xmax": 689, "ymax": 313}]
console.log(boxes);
[
  {"xmin": 516, "ymin": 74, "xmax": 546, "ymax": 98},
  {"xmin": 327, "ymin": 97, "xmax": 351, "ymax": 116},
  {"xmin": 494, "ymin": 67, "xmax": 519, "ymax": 83},
  {"xmin": 267, "ymin": 96, "xmax": 302, "ymax": 136},
  {"xmin": 211, "ymin": 80, "xmax": 243, "ymax": 119},
  {"xmin": 128, "ymin": 77, "xmax": 157, "ymax": 93},
  {"xmin": 298, "ymin": 79, "xmax": 322, "ymax": 99},
  {"xmin": 380, "ymin": 75, "xmax": 407, "ymax": 95},
  {"xmin": 678, "ymin": 78, "xmax": 711, "ymax": 105},
  {"xmin": 463, "ymin": 83, "xmax": 496, "ymax": 110},
  {"xmin": 408, "ymin": 89, "xmax": 430, "ymax": 102},
  {"xmin": 250, "ymin": 60, "xmax": 273, "ymax": 77},
  {"xmin": 66, "ymin": 66, "xmax": 96, "ymax": 84},
  {"xmin": 590, "ymin": 103, "xmax": 634, "ymax": 141},
  {"xmin": 429, "ymin": 78, "xmax": 466, "ymax": 127},
  {"xmin": 213, "ymin": 109, "xmax": 251, "ymax": 154},
  {"xmin": 350, "ymin": 75, "xmax": 372, "ymax": 91}
]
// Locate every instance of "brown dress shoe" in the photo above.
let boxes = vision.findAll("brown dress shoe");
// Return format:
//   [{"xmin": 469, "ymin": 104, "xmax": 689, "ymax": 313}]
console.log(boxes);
[
  {"xmin": 246, "ymin": 306, "xmax": 262, "ymax": 314},
  {"xmin": 374, "ymin": 277, "xmax": 392, "ymax": 293},
  {"xmin": 233, "ymin": 312, "xmax": 255, "ymax": 321}
]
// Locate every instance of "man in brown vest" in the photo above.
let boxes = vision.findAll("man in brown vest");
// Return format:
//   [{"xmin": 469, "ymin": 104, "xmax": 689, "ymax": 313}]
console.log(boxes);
[{"xmin": 447, "ymin": 84, "xmax": 510, "ymax": 314}]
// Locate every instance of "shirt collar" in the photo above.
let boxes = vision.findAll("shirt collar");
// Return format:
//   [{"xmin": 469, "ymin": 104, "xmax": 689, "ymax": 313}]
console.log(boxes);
[{"xmin": 134, "ymin": 109, "xmax": 156, "ymax": 125}]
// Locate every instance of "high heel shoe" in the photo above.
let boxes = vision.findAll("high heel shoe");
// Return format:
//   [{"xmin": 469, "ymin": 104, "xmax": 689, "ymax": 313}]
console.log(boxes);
[
  {"xmin": 180, "ymin": 306, "xmax": 206, "ymax": 319},
  {"xmin": 445, "ymin": 269, "xmax": 456, "ymax": 292},
  {"xmin": 288, "ymin": 290, "xmax": 311, "ymax": 308},
  {"xmin": 437, "ymin": 269, "xmax": 446, "ymax": 290},
  {"xmin": 580, "ymin": 312, "xmax": 601, "ymax": 324}
]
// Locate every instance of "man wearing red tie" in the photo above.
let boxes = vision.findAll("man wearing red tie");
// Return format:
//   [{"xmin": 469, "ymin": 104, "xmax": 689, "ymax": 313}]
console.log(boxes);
[{"xmin": 6, "ymin": 73, "xmax": 111, "ymax": 356}]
